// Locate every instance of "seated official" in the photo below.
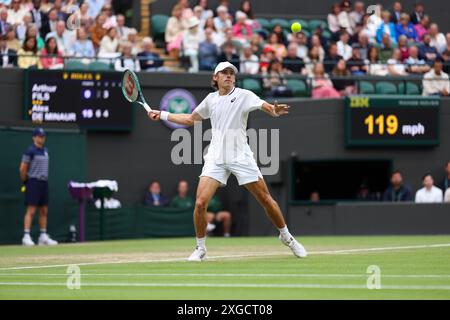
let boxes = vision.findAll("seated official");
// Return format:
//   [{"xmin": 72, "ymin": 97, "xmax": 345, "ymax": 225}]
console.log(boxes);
[
  {"xmin": 143, "ymin": 181, "xmax": 169, "ymax": 207},
  {"xmin": 415, "ymin": 174, "xmax": 443, "ymax": 203},
  {"xmin": 170, "ymin": 180, "xmax": 194, "ymax": 209},
  {"xmin": 206, "ymin": 195, "xmax": 232, "ymax": 237},
  {"xmin": 383, "ymin": 171, "xmax": 413, "ymax": 202}
]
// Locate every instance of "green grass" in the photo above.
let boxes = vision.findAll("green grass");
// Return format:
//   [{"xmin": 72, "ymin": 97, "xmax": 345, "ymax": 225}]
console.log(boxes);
[{"xmin": 0, "ymin": 235, "xmax": 450, "ymax": 300}]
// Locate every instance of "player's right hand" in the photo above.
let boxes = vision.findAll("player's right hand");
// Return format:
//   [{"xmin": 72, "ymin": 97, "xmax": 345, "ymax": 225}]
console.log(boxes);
[{"xmin": 148, "ymin": 110, "xmax": 161, "ymax": 121}]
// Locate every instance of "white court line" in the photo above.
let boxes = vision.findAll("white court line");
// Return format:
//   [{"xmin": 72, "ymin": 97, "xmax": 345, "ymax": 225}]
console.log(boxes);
[
  {"xmin": 1, "ymin": 243, "xmax": 449, "ymax": 271},
  {"xmin": 0, "ymin": 282, "xmax": 450, "ymax": 291},
  {"xmin": 0, "ymin": 273, "xmax": 449, "ymax": 279}
]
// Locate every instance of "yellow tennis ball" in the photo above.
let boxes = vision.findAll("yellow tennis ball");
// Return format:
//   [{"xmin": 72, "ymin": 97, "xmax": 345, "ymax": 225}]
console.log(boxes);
[
  {"xmin": 21, "ymin": 186, "xmax": 26, "ymax": 193},
  {"xmin": 291, "ymin": 22, "xmax": 302, "ymax": 33}
]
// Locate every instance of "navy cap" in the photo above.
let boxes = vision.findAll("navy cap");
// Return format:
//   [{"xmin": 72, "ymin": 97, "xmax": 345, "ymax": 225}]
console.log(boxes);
[{"xmin": 32, "ymin": 128, "xmax": 46, "ymax": 137}]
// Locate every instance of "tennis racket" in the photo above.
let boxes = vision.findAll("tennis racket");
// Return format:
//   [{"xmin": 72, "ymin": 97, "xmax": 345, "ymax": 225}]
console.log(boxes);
[{"xmin": 121, "ymin": 69, "xmax": 152, "ymax": 113}]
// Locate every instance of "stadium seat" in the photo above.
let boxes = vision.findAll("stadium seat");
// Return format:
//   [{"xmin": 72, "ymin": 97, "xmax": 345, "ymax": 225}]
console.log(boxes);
[
  {"xmin": 322, "ymin": 30, "xmax": 332, "ymax": 40},
  {"xmin": 89, "ymin": 61, "xmax": 111, "ymax": 71},
  {"xmin": 308, "ymin": 19, "xmax": 328, "ymax": 31},
  {"xmin": 242, "ymin": 78, "xmax": 263, "ymax": 96},
  {"xmin": 65, "ymin": 60, "xmax": 89, "ymax": 70},
  {"xmin": 270, "ymin": 18, "xmax": 290, "ymax": 31},
  {"xmin": 398, "ymin": 82, "xmax": 420, "ymax": 95},
  {"xmin": 376, "ymin": 81, "xmax": 398, "ymax": 95},
  {"xmin": 287, "ymin": 79, "xmax": 309, "ymax": 97},
  {"xmin": 289, "ymin": 19, "xmax": 309, "ymax": 31},
  {"xmin": 359, "ymin": 81, "xmax": 375, "ymax": 94},
  {"xmin": 256, "ymin": 18, "xmax": 271, "ymax": 30},
  {"xmin": 151, "ymin": 14, "xmax": 169, "ymax": 44},
  {"xmin": 255, "ymin": 28, "xmax": 269, "ymax": 40}
]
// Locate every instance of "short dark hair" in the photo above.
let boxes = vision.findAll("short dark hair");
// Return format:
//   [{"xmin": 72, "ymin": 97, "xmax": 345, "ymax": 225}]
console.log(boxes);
[
  {"xmin": 391, "ymin": 170, "xmax": 402, "ymax": 177},
  {"xmin": 422, "ymin": 173, "xmax": 432, "ymax": 181}
]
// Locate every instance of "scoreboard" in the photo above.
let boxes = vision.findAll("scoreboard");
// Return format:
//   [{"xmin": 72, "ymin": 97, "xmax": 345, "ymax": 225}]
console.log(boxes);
[
  {"xmin": 24, "ymin": 70, "xmax": 133, "ymax": 131},
  {"xmin": 345, "ymin": 95, "xmax": 440, "ymax": 147}
]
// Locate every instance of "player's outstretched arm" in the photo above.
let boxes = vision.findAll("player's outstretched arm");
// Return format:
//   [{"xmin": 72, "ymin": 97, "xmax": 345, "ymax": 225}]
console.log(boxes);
[
  {"xmin": 148, "ymin": 110, "xmax": 203, "ymax": 126},
  {"xmin": 261, "ymin": 101, "xmax": 290, "ymax": 117}
]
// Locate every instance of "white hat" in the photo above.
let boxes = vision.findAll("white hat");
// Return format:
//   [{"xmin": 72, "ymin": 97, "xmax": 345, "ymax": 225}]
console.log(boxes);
[
  {"xmin": 187, "ymin": 16, "xmax": 200, "ymax": 29},
  {"xmin": 214, "ymin": 61, "xmax": 238, "ymax": 75},
  {"xmin": 235, "ymin": 10, "xmax": 247, "ymax": 20},
  {"xmin": 216, "ymin": 5, "xmax": 228, "ymax": 13}
]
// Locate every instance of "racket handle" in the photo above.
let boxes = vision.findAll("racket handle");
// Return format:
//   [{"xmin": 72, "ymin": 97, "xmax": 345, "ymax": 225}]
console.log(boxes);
[{"xmin": 140, "ymin": 102, "xmax": 152, "ymax": 113}]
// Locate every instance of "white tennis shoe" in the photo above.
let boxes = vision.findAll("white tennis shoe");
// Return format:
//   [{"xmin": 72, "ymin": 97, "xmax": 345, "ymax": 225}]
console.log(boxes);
[
  {"xmin": 187, "ymin": 246, "xmax": 207, "ymax": 262},
  {"xmin": 22, "ymin": 234, "xmax": 35, "ymax": 246},
  {"xmin": 38, "ymin": 233, "xmax": 58, "ymax": 246},
  {"xmin": 279, "ymin": 235, "xmax": 307, "ymax": 258}
]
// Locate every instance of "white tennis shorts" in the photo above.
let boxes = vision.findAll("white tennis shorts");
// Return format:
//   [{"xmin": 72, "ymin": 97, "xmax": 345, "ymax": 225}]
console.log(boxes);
[{"xmin": 199, "ymin": 156, "xmax": 263, "ymax": 186}]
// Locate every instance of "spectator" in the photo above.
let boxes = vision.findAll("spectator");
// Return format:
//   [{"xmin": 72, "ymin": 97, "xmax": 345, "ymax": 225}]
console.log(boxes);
[
  {"xmin": 100, "ymin": 3, "xmax": 117, "ymax": 28},
  {"xmin": 327, "ymin": 3, "xmax": 342, "ymax": 36},
  {"xmin": 339, "ymin": 0, "xmax": 353, "ymax": 34},
  {"xmin": 0, "ymin": 8, "xmax": 11, "ymax": 36},
  {"xmin": 7, "ymin": 0, "xmax": 26, "ymax": 26},
  {"xmin": 349, "ymin": 1, "xmax": 365, "ymax": 30},
  {"xmin": 52, "ymin": 0, "xmax": 68, "ymax": 21},
  {"xmin": 437, "ymin": 161, "xmax": 450, "ymax": 192},
  {"xmin": 383, "ymin": 171, "xmax": 413, "ymax": 202},
  {"xmin": 178, "ymin": 0, "xmax": 194, "ymax": 21},
  {"xmin": 292, "ymin": 31, "xmax": 308, "ymax": 59},
  {"xmin": 0, "ymin": 34, "xmax": 17, "ymax": 67},
  {"xmin": 206, "ymin": 195, "xmax": 232, "ymax": 237},
  {"xmin": 193, "ymin": 5, "xmax": 206, "ymax": 29},
  {"xmin": 30, "ymin": 0, "xmax": 45, "ymax": 31},
  {"xmin": 182, "ymin": 17, "xmax": 202, "ymax": 72},
  {"xmin": 324, "ymin": 42, "xmax": 343, "ymax": 74},
  {"xmin": 259, "ymin": 45, "xmax": 275, "ymax": 73},
  {"xmin": 40, "ymin": 33, "xmax": 63, "ymax": 69},
  {"xmin": 240, "ymin": 42, "xmax": 259, "ymax": 74},
  {"xmin": 331, "ymin": 58, "xmax": 355, "ymax": 96},
  {"xmin": 17, "ymin": 35, "xmax": 40, "ymax": 69},
  {"xmin": 114, "ymin": 41, "xmax": 140, "ymax": 72},
  {"xmin": 6, "ymin": 26, "xmax": 21, "ymax": 51},
  {"xmin": 54, "ymin": 20, "xmax": 75, "ymax": 56},
  {"xmin": 204, "ymin": 17, "xmax": 224, "ymax": 49},
  {"xmin": 310, "ymin": 191, "xmax": 320, "ymax": 202},
  {"xmin": 390, "ymin": 1, "xmax": 402, "ymax": 25},
  {"xmin": 310, "ymin": 34, "xmax": 325, "ymax": 61},
  {"xmin": 282, "ymin": 43, "xmax": 304, "ymax": 74},
  {"xmin": 40, "ymin": 8, "xmax": 58, "ymax": 38},
  {"xmin": 366, "ymin": 46, "xmax": 388, "ymax": 76},
  {"xmin": 302, "ymin": 46, "xmax": 322, "ymax": 76},
  {"xmin": 378, "ymin": 33, "xmax": 394, "ymax": 63},
  {"xmin": 267, "ymin": 32, "xmax": 287, "ymax": 60},
  {"xmin": 116, "ymin": 13, "xmax": 130, "ymax": 41},
  {"xmin": 218, "ymin": 40, "xmax": 239, "ymax": 70},
  {"xmin": 337, "ymin": 30, "xmax": 352, "ymax": 60},
  {"xmin": 387, "ymin": 49, "xmax": 408, "ymax": 76},
  {"xmin": 144, "ymin": 181, "xmax": 169, "ymax": 207},
  {"xmin": 263, "ymin": 58, "xmax": 292, "ymax": 97},
  {"xmin": 232, "ymin": 10, "xmax": 252, "ymax": 42},
  {"xmin": 397, "ymin": 35, "xmax": 409, "ymax": 62},
  {"xmin": 170, "ymin": 180, "xmax": 194, "ymax": 209},
  {"xmin": 199, "ymin": 27, "xmax": 218, "ymax": 71},
  {"xmin": 78, "ymin": 2, "xmax": 94, "ymax": 30},
  {"xmin": 415, "ymin": 174, "xmax": 443, "ymax": 203},
  {"xmin": 410, "ymin": 2, "xmax": 425, "ymax": 25},
  {"xmin": 357, "ymin": 32, "xmax": 371, "ymax": 60},
  {"xmin": 165, "ymin": 4, "xmax": 186, "ymax": 61},
  {"xmin": 15, "ymin": 12, "xmax": 32, "ymax": 41},
  {"xmin": 360, "ymin": 13, "xmax": 376, "ymax": 42},
  {"xmin": 367, "ymin": 5, "xmax": 383, "ymax": 39},
  {"xmin": 272, "ymin": 24, "xmax": 287, "ymax": 47},
  {"xmin": 26, "ymin": 25, "xmax": 45, "ymax": 51},
  {"xmin": 414, "ymin": 15, "xmax": 429, "ymax": 42},
  {"xmin": 442, "ymin": 42, "xmax": 450, "ymax": 74},
  {"xmin": 404, "ymin": 45, "xmax": 430, "ymax": 74},
  {"xmin": 419, "ymin": 33, "xmax": 441, "ymax": 63},
  {"xmin": 126, "ymin": 29, "xmax": 141, "ymax": 55},
  {"xmin": 310, "ymin": 62, "xmax": 340, "ymax": 98},
  {"xmin": 98, "ymin": 27, "xmax": 119, "ymax": 58},
  {"xmin": 396, "ymin": 13, "xmax": 418, "ymax": 42},
  {"xmin": 239, "ymin": 0, "xmax": 254, "ymax": 20},
  {"xmin": 376, "ymin": 10, "xmax": 397, "ymax": 45},
  {"xmin": 70, "ymin": 27, "xmax": 95, "ymax": 58},
  {"xmin": 311, "ymin": 26, "xmax": 328, "ymax": 48},
  {"xmin": 445, "ymin": 188, "xmax": 450, "ymax": 203},
  {"xmin": 213, "ymin": 5, "xmax": 232, "ymax": 36},
  {"xmin": 429, "ymin": 23, "xmax": 447, "ymax": 54},
  {"xmin": 90, "ymin": 13, "xmax": 107, "ymax": 50},
  {"xmin": 86, "ymin": 0, "xmax": 106, "ymax": 20},
  {"xmin": 347, "ymin": 45, "xmax": 367, "ymax": 74},
  {"xmin": 422, "ymin": 58, "xmax": 450, "ymax": 96},
  {"xmin": 138, "ymin": 37, "xmax": 164, "ymax": 72},
  {"xmin": 196, "ymin": 0, "xmax": 213, "ymax": 21}
]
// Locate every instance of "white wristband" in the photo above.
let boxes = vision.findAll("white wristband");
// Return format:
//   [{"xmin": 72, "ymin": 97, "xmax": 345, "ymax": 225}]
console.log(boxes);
[{"xmin": 160, "ymin": 111, "xmax": 169, "ymax": 121}]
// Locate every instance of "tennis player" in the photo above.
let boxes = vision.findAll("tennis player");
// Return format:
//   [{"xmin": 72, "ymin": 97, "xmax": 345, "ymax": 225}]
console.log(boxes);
[{"xmin": 148, "ymin": 61, "xmax": 307, "ymax": 261}]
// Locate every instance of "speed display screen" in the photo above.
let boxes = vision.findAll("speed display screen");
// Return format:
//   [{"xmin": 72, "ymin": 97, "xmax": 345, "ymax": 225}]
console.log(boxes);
[
  {"xmin": 24, "ymin": 70, "xmax": 132, "ymax": 130},
  {"xmin": 345, "ymin": 96, "xmax": 440, "ymax": 147}
]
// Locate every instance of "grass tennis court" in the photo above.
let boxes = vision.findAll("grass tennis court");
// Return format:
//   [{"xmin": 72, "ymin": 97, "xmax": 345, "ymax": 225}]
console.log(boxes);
[{"xmin": 0, "ymin": 235, "xmax": 449, "ymax": 300}]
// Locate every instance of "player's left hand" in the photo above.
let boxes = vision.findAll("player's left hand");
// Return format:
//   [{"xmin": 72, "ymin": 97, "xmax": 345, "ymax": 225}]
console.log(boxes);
[{"xmin": 273, "ymin": 101, "xmax": 290, "ymax": 117}]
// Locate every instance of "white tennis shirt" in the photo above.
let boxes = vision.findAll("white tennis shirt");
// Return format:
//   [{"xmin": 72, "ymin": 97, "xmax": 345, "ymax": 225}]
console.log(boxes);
[{"xmin": 194, "ymin": 87, "xmax": 265, "ymax": 164}]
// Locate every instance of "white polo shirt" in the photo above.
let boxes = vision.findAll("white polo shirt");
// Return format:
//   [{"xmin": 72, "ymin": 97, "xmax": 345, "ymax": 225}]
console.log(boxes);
[
  {"xmin": 415, "ymin": 186, "xmax": 443, "ymax": 203},
  {"xmin": 194, "ymin": 87, "xmax": 265, "ymax": 164}
]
